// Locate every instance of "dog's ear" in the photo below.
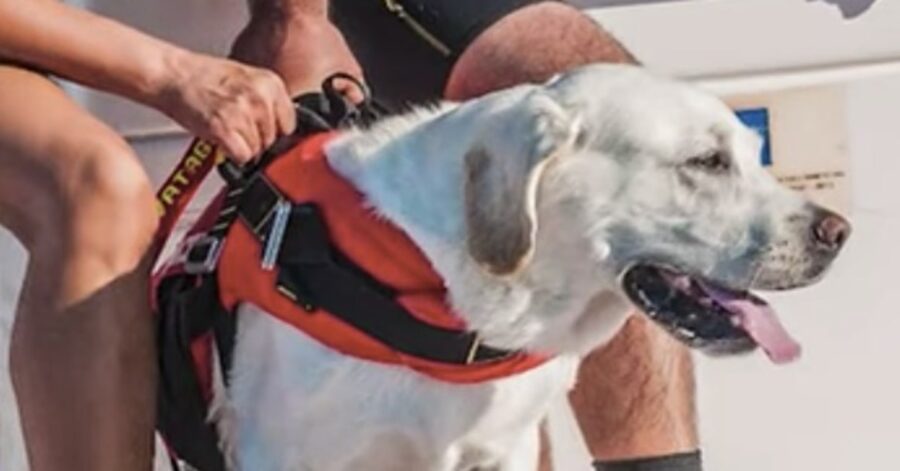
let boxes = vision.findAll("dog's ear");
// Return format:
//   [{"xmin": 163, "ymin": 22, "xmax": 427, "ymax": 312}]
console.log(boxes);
[{"xmin": 464, "ymin": 91, "xmax": 582, "ymax": 276}]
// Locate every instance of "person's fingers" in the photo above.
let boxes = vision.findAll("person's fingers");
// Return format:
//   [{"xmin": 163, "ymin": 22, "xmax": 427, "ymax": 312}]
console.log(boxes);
[
  {"xmin": 229, "ymin": 98, "xmax": 262, "ymax": 159},
  {"xmin": 216, "ymin": 128, "xmax": 254, "ymax": 164},
  {"xmin": 254, "ymin": 95, "xmax": 277, "ymax": 151},
  {"xmin": 250, "ymin": 70, "xmax": 293, "ymax": 149},
  {"xmin": 197, "ymin": 77, "xmax": 259, "ymax": 163},
  {"xmin": 274, "ymin": 85, "xmax": 296, "ymax": 136},
  {"xmin": 256, "ymin": 70, "xmax": 296, "ymax": 137}
]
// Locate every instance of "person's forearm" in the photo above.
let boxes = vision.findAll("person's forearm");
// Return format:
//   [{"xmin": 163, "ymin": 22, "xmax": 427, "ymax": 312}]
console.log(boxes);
[
  {"xmin": 570, "ymin": 316, "xmax": 699, "ymax": 460},
  {"xmin": 0, "ymin": 0, "xmax": 187, "ymax": 105}
]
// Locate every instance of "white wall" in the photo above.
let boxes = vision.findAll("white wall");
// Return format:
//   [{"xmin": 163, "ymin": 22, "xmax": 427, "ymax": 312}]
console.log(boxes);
[
  {"xmin": 696, "ymin": 75, "xmax": 900, "ymax": 471},
  {"xmin": 593, "ymin": 0, "xmax": 900, "ymax": 80},
  {"xmin": 2, "ymin": 1, "xmax": 899, "ymax": 470},
  {"xmin": 546, "ymin": 72, "xmax": 900, "ymax": 471}
]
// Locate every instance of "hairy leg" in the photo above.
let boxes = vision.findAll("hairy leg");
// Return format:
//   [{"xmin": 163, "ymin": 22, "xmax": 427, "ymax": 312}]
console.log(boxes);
[
  {"xmin": 444, "ymin": 2, "xmax": 634, "ymax": 99},
  {"xmin": 446, "ymin": 2, "xmax": 698, "ymax": 464},
  {"xmin": 569, "ymin": 317, "xmax": 698, "ymax": 460},
  {"xmin": 0, "ymin": 65, "xmax": 157, "ymax": 471},
  {"xmin": 232, "ymin": 0, "xmax": 363, "ymax": 97}
]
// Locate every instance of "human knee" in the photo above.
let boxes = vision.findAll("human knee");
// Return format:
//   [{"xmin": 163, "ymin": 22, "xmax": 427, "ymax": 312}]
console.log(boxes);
[
  {"xmin": 56, "ymin": 135, "xmax": 157, "ymax": 269},
  {"xmin": 445, "ymin": 2, "xmax": 634, "ymax": 99}
]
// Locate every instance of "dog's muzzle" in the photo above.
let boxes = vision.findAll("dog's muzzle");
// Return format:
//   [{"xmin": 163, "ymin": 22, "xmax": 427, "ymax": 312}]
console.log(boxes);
[{"xmin": 621, "ymin": 263, "xmax": 801, "ymax": 364}]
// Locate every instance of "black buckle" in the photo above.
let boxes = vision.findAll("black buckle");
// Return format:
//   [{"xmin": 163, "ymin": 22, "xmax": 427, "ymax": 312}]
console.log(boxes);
[
  {"xmin": 464, "ymin": 334, "xmax": 483, "ymax": 365},
  {"xmin": 464, "ymin": 334, "xmax": 516, "ymax": 364},
  {"xmin": 183, "ymin": 235, "xmax": 223, "ymax": 275},
  {"xmin": 237, "ymin": 175, "xmax": 282, "ymax": 237},
  {"xmin": 217, "ymin": 159, "xmax": 246, "ymax": 186}
]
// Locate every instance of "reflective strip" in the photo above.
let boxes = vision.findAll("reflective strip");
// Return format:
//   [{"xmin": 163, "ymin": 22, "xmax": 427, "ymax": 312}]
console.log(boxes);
[{"xmin": 261, "ymin": 200, "xmax": 292, "ymax": 271}]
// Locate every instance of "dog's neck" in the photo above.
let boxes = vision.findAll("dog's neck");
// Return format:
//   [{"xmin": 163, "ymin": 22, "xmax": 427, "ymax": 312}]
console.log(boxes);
[{"xmin": 325, "ymin": 101, "xmax": 630, "ymax": 355}]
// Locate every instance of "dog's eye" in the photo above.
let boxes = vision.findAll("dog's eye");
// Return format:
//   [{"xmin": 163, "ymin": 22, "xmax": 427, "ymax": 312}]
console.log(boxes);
[{"xmin": 685, "ymin": 151, "xmax": 731, "ymax": 173}]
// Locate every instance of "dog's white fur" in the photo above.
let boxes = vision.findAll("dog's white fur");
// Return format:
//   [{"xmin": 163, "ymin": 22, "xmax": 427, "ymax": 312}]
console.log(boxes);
[{"xmin": 215, "ymin": 65, "xmax": 839, "ymax": 471}]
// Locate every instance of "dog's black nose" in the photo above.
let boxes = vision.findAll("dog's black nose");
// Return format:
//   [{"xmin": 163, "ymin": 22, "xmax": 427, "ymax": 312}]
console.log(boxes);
[{"xmin": 812, "ymin": 210, "xmax": 851, "ymax": 252}]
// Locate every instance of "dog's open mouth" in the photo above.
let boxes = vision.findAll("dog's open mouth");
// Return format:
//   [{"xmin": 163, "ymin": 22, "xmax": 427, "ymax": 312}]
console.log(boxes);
[{"xmin": 621, "ymin": 264, "xmax": 801, "ymax": 364}]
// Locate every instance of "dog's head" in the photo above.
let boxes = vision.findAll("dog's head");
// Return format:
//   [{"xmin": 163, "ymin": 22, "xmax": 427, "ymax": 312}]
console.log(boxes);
[{"xmin": 461, "ymin": 64, "xmax": 850, "ymax": 361}]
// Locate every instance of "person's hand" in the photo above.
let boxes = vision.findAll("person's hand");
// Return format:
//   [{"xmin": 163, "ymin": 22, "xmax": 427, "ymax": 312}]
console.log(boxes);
[{"xmin": 149, "ymin": 51, "xmax": 297, "ymax": 163}]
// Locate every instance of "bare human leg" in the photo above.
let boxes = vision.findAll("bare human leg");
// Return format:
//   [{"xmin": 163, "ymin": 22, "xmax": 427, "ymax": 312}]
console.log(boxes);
[
  {"xmin": 0, "ymin": 65, "xmax": 157, "ymax": 471},
  {"xmin": 444, "ymin": 2, "xmax": 635, "ymax": 99},
  {"xmin": 232, "ymin": 0, "xmax": 363, "ymax": 97}
]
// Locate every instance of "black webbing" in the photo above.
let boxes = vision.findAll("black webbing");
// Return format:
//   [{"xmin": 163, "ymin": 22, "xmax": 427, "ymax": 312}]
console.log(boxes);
[{"xmin": 272, "ymin": 203, "xmax": 514, "ymax": 365}]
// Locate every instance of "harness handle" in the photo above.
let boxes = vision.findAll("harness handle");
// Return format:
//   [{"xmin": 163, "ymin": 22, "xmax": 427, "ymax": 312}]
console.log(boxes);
[{"xmin": 151, "ymin": 74, "xmax": 385, "ymax": 261}]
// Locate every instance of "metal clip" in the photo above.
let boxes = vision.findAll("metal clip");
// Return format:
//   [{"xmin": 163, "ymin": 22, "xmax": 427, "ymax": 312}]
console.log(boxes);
[
  {"xmin": 261, "ymin": 200, "xmax": 292, "ymax": 271},
  {"xmin": 183, "ymin": 235, "xmax": 223, "ymax": 274},
  {"xmin": 465, "ymin": 334, "xmax": 482, "ymax": 365}
]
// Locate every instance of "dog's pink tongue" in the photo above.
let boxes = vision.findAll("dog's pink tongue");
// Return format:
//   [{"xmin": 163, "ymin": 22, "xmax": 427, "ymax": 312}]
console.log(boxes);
[{"xmin": 703, "ymin": 285, "xmax": 802, "ymax": 364}]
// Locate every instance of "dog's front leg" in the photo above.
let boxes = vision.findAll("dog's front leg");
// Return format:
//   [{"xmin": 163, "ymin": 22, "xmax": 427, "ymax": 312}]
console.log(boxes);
[{"xmin": 492, "ymin": 425, "xmax": 540, "ymax": 471}]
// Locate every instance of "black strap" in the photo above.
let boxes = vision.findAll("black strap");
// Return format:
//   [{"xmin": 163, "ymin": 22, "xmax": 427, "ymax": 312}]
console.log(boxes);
[
  {"xmin": 595, "ymin": 451, "xmax": 704, "ymax": 471},
  {"xmin": 267, "ymin": 202, "xmax": 515, "ymax": 365},
  {"xmin": 156, "ymin": 276, "xmax": 229, "ymax": 471},
  {"xmin": 229, "ymin": 167, "xmax": 517, "ymax": 365}
]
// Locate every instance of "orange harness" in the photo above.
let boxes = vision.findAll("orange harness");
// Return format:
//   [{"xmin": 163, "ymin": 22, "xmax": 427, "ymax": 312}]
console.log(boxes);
[{"xmin": 212, "ymin": 132, "xmax": 547, "ymax": 382}]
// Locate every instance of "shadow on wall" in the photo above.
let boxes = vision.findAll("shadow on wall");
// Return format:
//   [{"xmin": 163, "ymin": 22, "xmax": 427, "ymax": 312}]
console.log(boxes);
[
  {"xmin": 573, "ymin": 0, "xmax": 880, "ymax": 19},
  {"xmin": 815, "ymin": 0, "xmax": 879, "ymax": 18}
]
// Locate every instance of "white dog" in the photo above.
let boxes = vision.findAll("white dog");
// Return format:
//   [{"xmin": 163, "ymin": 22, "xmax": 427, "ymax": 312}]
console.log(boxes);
[{"xmin": 209, "ymin": 64, "xmax": 849, "ymax": 471}]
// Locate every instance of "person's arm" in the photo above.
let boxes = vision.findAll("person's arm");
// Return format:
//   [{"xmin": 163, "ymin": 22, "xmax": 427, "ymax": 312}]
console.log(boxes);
[{"xmin": 0, "ymin": 0, "xmax": 295, "ymax": 161}]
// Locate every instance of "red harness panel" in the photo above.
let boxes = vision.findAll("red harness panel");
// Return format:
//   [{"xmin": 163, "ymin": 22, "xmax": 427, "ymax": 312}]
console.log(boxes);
[{"xmin": 173, "ymin": 133, "xmax": 545, "ymax": 384}]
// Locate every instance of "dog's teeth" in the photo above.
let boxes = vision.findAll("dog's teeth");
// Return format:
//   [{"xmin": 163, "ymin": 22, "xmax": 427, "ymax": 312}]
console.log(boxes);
[{"xmin": 677, "ymin": 327, "xmax": 696, "ymax": 339}]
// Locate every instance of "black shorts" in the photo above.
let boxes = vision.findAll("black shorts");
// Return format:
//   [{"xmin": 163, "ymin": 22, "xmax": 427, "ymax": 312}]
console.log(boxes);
[{"xmin": 329, "ymin": 0, "xmax": 559, "ymax": 109}]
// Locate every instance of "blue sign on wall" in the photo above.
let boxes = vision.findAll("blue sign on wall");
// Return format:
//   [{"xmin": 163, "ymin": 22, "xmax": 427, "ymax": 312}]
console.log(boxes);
[{"xmin": 736, "ymin": 108, "xmax": 772, "ymax": 167}]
